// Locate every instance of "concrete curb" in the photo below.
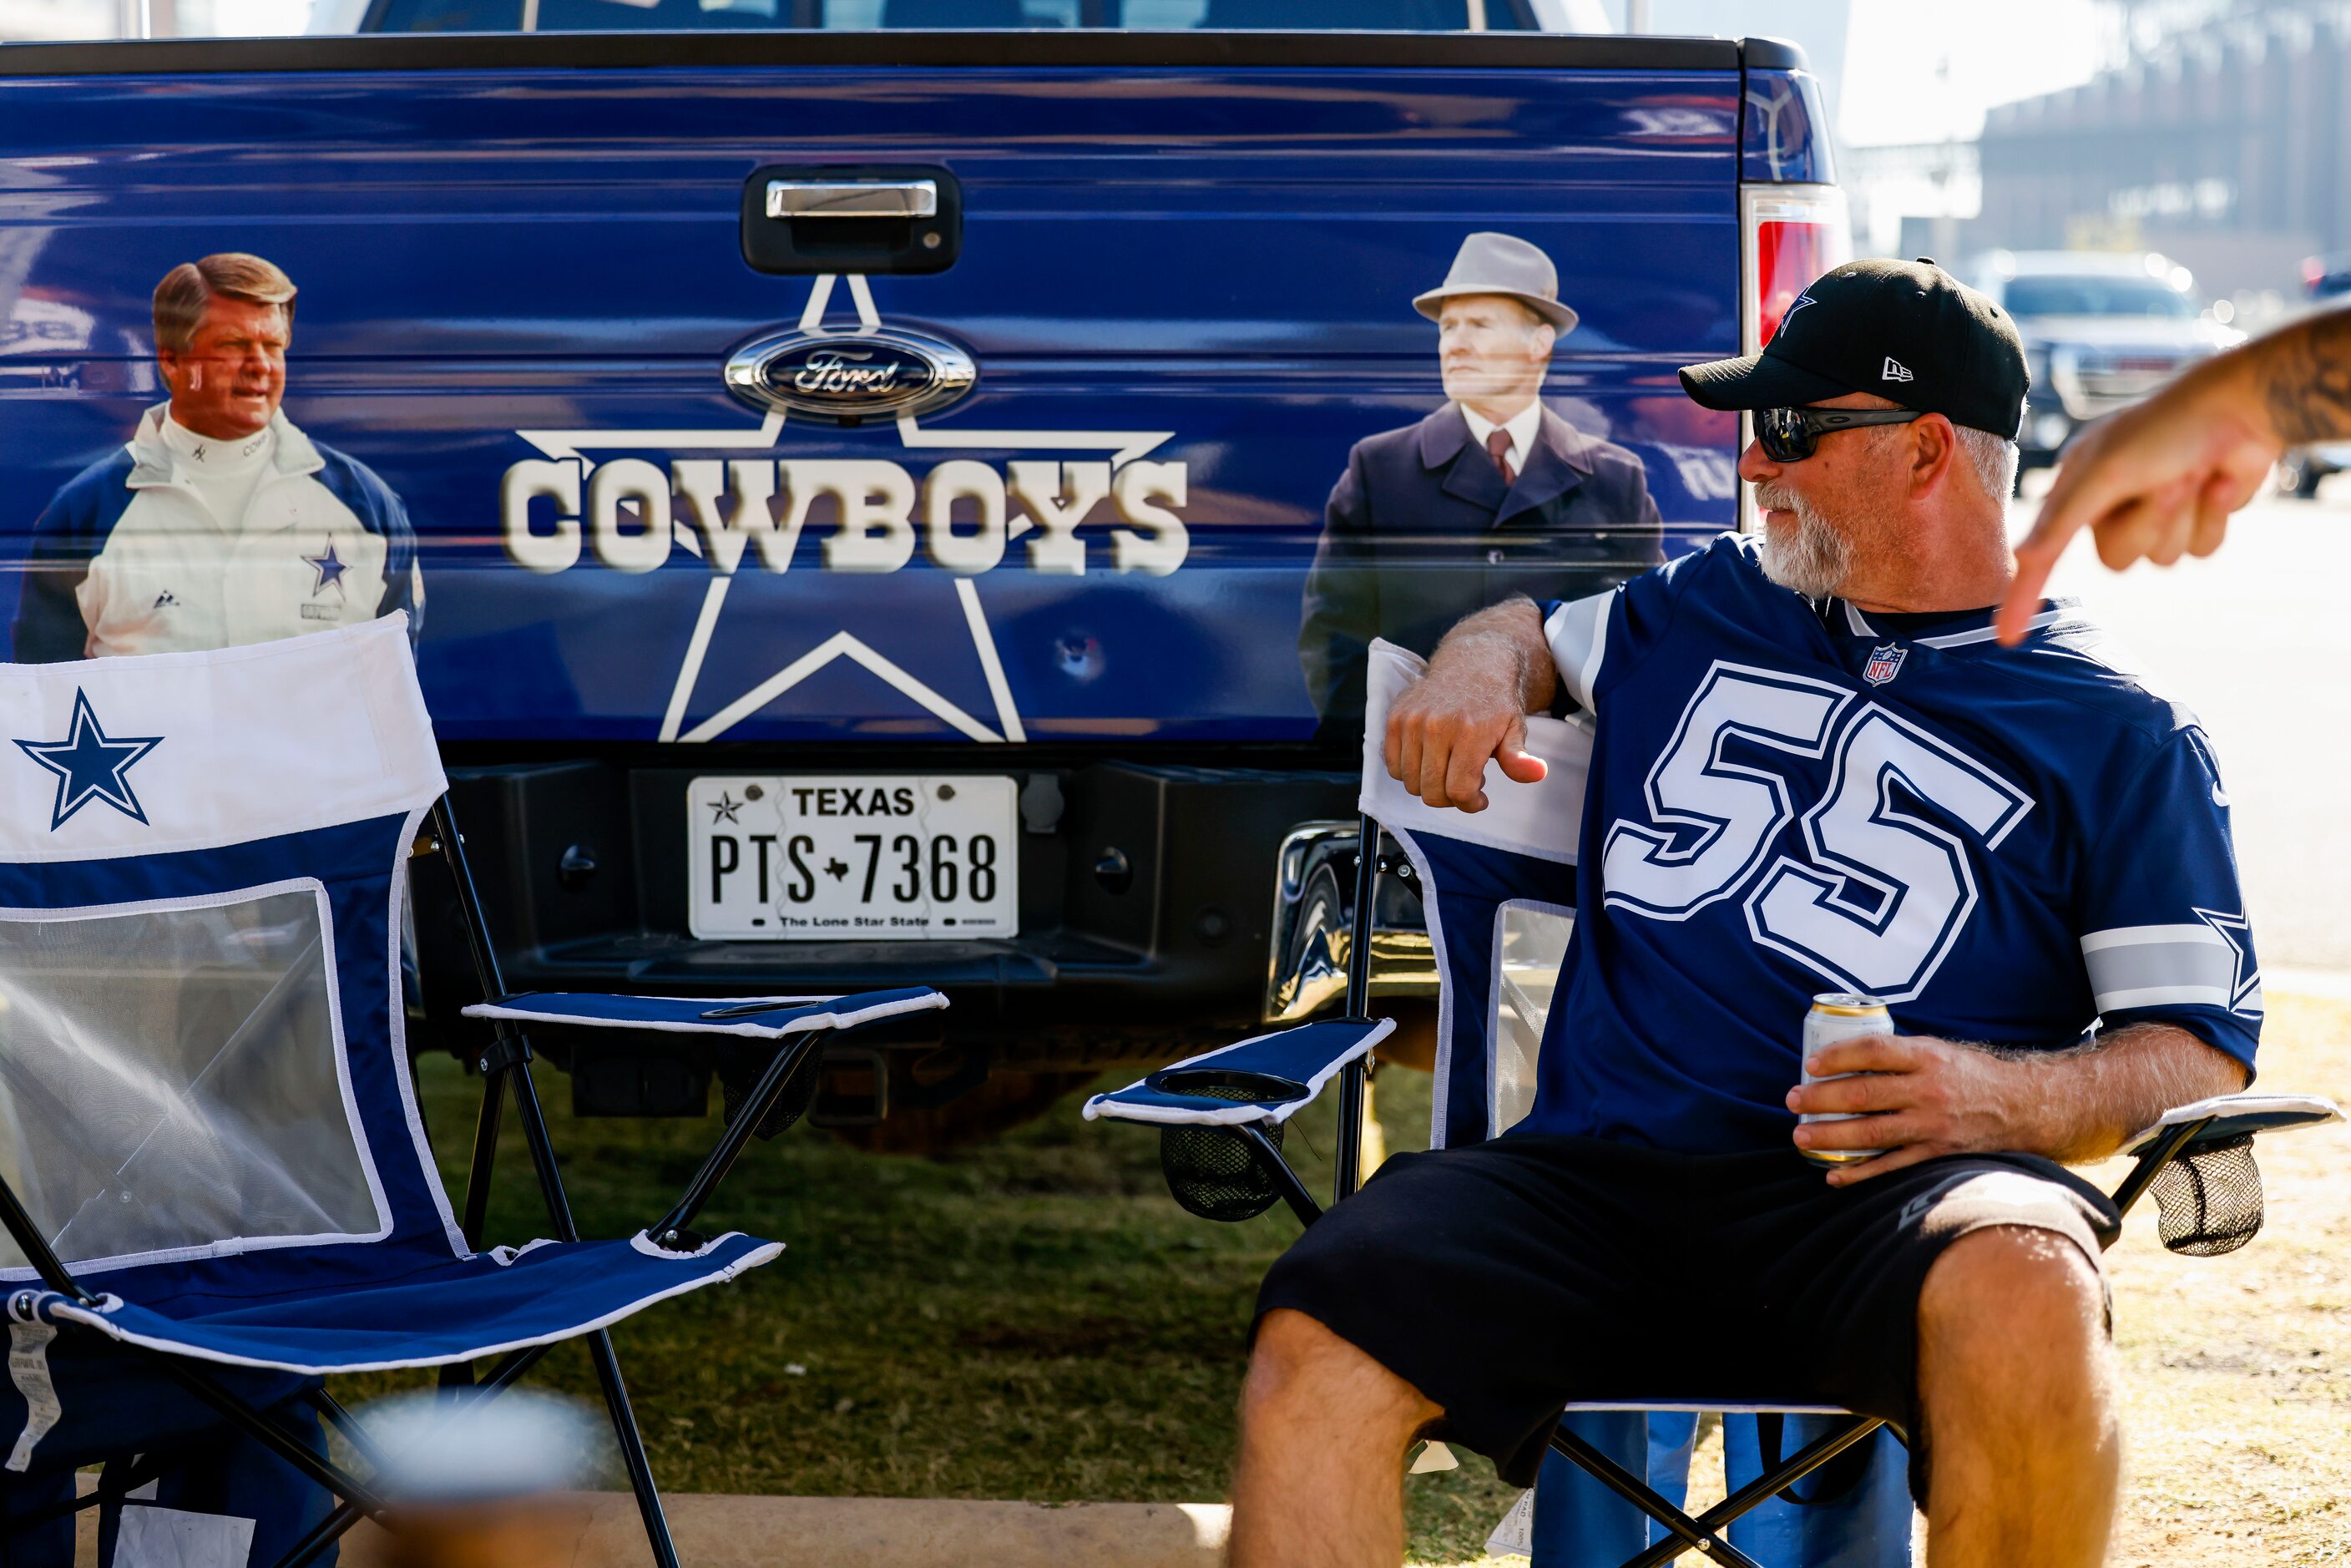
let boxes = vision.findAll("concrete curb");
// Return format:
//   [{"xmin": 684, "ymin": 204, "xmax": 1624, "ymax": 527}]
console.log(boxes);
[{"xmin": 339, "ymin": 1493, "xmax": 1232, "ymax": 1567}]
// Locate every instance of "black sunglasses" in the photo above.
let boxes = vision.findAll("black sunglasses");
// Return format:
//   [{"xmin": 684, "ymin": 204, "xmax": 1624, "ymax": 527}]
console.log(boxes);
[{"xmin": 1754, "ymin": 406, "xmax": 1924, "ymax": 463}]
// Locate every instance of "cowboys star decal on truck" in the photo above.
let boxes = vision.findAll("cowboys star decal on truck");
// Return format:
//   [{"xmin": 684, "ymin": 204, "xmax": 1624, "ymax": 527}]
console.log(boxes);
[
  {"xmin": 0, "ymin": 11, "xmax": 1843, "ymax": 1144},
  {"xmin": 499, "ymin": 270, "xmax": 1192, "ymax": 750}
]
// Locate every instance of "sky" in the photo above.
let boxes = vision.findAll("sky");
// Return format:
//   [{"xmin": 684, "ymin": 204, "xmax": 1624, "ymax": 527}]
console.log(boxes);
[{"xmin": 1627, "ymin": 0, "xmax": 2107, "ymax": 148}]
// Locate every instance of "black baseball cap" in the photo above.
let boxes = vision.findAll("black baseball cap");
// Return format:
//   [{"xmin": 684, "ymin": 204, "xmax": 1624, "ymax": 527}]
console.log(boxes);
[{"xmin": 1678, "ymin": 258, "xmax": 2029, "ymax": 439}]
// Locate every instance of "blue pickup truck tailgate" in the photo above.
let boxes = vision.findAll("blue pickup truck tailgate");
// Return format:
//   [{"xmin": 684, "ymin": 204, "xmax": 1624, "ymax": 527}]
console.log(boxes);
[
  {"xmin": 0, "ymin": 34, "xmax": 1742, "ymax": 746},
  {"xmin": 0, "ymin": 35, "xmax": 1768, "ymax": 1060}
]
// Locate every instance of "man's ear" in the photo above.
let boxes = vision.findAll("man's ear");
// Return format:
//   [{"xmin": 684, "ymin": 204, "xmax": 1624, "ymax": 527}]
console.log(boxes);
[
  {"xmin": 1529, "ymin": 323, "xmax": 1557, "ymax": 361},
  {"xmin": 1910, "ymin": 412, "xmax": 1960, "ymax": 495}
]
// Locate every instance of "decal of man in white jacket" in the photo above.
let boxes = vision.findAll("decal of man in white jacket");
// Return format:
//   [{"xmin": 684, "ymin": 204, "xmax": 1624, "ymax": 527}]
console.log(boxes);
[{"xmin": 13, "ymin": 252, "xmax": 420, "ymax": 662}]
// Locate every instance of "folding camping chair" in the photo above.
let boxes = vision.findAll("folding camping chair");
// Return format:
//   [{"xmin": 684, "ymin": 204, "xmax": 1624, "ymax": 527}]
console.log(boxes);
[
  {"xmin": 1086, "ymin": 637, "xmax": 2343, "ymax": 1568},
  {"xmin": 0, "ymin": 615, "xmax": 945, "ymax": 1568}
]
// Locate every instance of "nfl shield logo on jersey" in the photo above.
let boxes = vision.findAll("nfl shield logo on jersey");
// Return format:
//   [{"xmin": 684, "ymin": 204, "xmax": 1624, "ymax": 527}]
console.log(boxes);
[{"xmin": 1863, "ymin": 642, "xmax": 1907, "ymax": 687}]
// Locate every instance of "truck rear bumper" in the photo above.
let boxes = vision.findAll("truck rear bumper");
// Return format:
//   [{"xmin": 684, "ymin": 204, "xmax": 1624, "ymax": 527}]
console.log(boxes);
[{"xmin": 412, "ymin": 754, "xmax": 1360, "ymax": 1076}]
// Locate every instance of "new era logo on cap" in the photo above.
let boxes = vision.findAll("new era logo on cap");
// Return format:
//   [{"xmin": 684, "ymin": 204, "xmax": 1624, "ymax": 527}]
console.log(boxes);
[{"xmin": 1676, "ymin": 258, "xmax": 2030, "ymax": 440}]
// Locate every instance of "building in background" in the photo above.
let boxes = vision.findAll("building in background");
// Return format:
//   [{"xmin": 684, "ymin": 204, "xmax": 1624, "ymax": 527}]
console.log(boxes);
[
  {"xmin": 1974, "ymin": 0, "xmax": 2351, "ymax": 310},
  {"xmin": 0, "ymin": 0, "xmax": 316, "ymax": 39},
  {"xmin": 0, "ymin": 0, "xmax": 124, "ymax": 38}
]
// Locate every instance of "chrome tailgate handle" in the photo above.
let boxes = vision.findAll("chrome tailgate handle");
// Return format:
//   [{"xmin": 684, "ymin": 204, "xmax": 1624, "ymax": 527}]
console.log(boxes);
[
  {"xmin": 743, "ymin": 165, "xmax": 961, "ymax": 276},
  {"xmin": 766, "ymin": 180, "xmax": 939, "ymax": 220}
]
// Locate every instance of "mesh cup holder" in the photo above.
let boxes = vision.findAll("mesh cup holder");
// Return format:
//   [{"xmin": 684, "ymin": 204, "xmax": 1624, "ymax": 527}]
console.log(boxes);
[
  {"xmin": 1149, "ymin": 1068, "xmax": 1307, "ymax": 1222},
  {"xmin": 719, "ymin": 1045, "xmax": 824, "ymax": 1142},
  {"xmin": 2151, "ymin": 1133, "xmax": 2264, "ymax": 1256}
]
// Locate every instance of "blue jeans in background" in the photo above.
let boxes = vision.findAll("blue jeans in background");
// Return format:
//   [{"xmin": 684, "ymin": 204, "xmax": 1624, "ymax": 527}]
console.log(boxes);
[{"xmin": 1529, "ymin": 1409, "xmax": 1914, "ymax": 1566}]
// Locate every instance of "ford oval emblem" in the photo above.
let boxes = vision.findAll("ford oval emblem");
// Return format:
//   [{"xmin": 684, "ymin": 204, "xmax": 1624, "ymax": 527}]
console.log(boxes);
[{"xmin": 723, "ymin": 325, "xmax": 977, "ymax": 423}]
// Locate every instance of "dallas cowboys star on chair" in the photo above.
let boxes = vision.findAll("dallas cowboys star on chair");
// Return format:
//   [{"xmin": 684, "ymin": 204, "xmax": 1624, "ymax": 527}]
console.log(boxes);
[
  {"xmin": 0, "ymin": 615, "xmax": 944, "ymax": 1566},
  {"xmin": 1085, "ymin": 637, "xmax": 2341, "ymax": 1568}
]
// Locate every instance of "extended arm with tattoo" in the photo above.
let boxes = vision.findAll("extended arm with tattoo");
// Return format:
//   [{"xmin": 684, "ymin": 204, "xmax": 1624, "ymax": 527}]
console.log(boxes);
[
  {"xmin": 1787, "ymin": 1022, "xmax": 2250, "ymax": 1185},
  {"xmin": 2001, "ymin": 305, "xmax": 2351, "ymax": 642},
  {"xmin": 2263, "ymin": 306, "xmax": 2351, "ymax": 445}
]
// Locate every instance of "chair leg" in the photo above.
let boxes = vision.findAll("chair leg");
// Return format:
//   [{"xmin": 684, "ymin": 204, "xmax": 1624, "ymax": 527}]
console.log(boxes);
[
  {"xmin": 270, "ymin": 1340, "xmax": 685, "ymax": 1568},
  {"xmin": 1548, "ymin": 1424, "xmax": 1772, "ymax": 1568},
  {"xmin": 587, "ymin": 1328, "xmax": 682, "ymax": 1568},
  {"xmin": 1236, "ymin": 1123, "xmax": 1323, "ymax": 1227},
  {"xmin": 457, "ymin": 1061, "xmax": 508, "ymax": 1252},
  {"xmin": 1604, "ymin": 1415, "xmax": 1890, "ymax": 1568},
  {"xmin": 498, "ymin": 1048, "xmax": 683, "ymax": 1566},
  {"xmin": 275, "ymin": 1345, "xmax": 565, "ymax": 1568},
  {"xmin": 270, "ymin": 1495, "xmax": 371, "ymax": 1568},
  {"xmin": 139, "ymin": 1358, "xmax": 392, "ymax": 1517},
  {"xmin": 434, "ymin": 794, "xmax": 685, "ymax": 1565},
  {"xmin": 6, "ymin": 1450, "xmax": 174, "ymax": 1530},
  {"xmin": 447, "ymin": 810, "xmax": 680, "ymax": 1568},
  {"xmin": 305, "ymin": 1388, "xmax": 393, "ymax": 1470},
  {"xmin": 650, "ymin": 1029, "xmax": 826, "ymax": 1247}
]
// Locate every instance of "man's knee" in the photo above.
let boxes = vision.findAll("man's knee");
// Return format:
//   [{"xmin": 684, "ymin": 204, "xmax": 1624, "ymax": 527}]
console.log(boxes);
[
  {"xmin": 1919, "ymin": 1226, "xmax": 2108, "ymax": 1385},
  {"xmin": 1244, "ymin": 1309, "xmax": 1434, "ymax": 1431}
]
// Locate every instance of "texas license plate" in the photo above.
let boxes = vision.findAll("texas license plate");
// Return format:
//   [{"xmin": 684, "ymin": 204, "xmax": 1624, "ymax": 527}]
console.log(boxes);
[{"xmin": 688, "ymin": 776, "xmax": 1019, "ymax": 940}]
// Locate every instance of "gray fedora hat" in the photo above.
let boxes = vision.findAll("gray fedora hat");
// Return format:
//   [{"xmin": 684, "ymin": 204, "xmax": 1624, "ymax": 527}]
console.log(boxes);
[{"xmin": 1413, "ymin": 231, "xmax": 1580, "ymax": 334}]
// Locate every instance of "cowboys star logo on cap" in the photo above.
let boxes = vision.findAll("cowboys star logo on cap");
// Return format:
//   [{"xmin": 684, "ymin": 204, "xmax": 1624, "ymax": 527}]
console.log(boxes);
[{"xmin": 15, "ymin": 689, "xmax": 163, "ymax": 830}]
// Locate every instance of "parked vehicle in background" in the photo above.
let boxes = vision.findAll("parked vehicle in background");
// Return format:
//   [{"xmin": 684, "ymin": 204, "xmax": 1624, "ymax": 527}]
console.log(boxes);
[
  {"xmin": 2278, "ymin": 254, "xmax": 2351, "ymax": 498},
  {"xmin": 2305, "ymin": 252, "xmax": 2351, "ymax": 301},
  {"xmin": 0, "ymin": 11, "xmax": 1843, "ymax": 1147},
  {"xmin": 1969, "ymin": 250, "xmax": 2241, "ymax": 484},
  {"xmin": 2275, "ymin": 432, "xmax": 2350, "ymax": 499}
]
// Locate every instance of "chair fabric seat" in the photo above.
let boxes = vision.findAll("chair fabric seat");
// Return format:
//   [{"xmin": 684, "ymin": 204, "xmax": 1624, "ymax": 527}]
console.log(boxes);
[
  {"xmin": 20, "ymin": 1231, "xmax": 780, "ymax": 1375},
  {"xmin": 2121, "ymin": 1091, "xmax": 2340, "ymax": 1153},
  {"xmin": 463, "ymin": 987, "xmax": 947, "ymax": 1039}
]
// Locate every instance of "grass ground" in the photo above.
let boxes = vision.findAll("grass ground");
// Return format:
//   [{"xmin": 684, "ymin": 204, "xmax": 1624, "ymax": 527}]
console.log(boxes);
[
  {"xmin": 347, "ymin": 1031, "xmax": 1522, "ymax": 1560},
  {"xmin": 341, "ymin": 994, "xmax": 2351, "ymax": 1565}
]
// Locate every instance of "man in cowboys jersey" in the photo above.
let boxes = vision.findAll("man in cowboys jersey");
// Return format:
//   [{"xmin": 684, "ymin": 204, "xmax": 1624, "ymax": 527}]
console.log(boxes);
[
  {"xmin": 1231, "ymin": 260, "xmax": 2257, "ymax": 1568},
  {"xmin": 13, "ymin": 252, "xmax": 420, "ymax": 663}
]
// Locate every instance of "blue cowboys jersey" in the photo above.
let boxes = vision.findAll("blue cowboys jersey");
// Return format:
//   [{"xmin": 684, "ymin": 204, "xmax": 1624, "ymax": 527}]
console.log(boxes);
[{"xmin": 1534, "ymin": 533, "xmax": 2259, "ymax": 1155}]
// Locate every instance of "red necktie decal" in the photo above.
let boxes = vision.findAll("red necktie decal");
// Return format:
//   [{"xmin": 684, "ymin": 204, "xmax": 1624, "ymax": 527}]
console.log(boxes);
[{"xmin": 1485, "ymin": 427, "xmax": 1517, "ymax": 487}]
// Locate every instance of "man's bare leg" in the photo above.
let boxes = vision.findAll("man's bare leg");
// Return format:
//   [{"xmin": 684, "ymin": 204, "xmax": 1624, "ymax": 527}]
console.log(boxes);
[
  {"xmin": 1230, "ymin": 1308, "xmax": 1441, "ymax": 1568},
  {"xmin": 1918, "ymin": 1227, "xmax": 2119, "ymax": 1567}
]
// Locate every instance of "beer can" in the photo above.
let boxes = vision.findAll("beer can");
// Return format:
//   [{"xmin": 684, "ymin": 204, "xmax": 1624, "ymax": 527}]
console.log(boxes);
[{"xmin": 1799, "ymin": 993, "xmax": 1892, "ymax": 1167}]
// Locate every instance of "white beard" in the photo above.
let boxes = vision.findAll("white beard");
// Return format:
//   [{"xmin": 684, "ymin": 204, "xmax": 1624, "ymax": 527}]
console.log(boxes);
[{"xmin": 1753, "ymin": 488, "xmax": 1853, "ymax": 599}]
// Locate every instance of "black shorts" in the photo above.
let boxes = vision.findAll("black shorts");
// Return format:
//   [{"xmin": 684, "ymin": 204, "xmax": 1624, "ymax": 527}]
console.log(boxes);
[{"xmin": 1255, "ymin": 1135, "xmax": 2118, "ymax": 1491}]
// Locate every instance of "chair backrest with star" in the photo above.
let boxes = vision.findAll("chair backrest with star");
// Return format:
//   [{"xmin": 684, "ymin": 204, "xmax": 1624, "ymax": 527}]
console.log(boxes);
[{"xmin": 0, "ymin": 614, "xmax": 461, "ymax": 1298}]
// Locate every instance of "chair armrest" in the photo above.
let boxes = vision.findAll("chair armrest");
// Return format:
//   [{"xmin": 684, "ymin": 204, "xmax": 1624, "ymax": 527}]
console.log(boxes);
[
  {"xmin": 2122, "ymin": 1091, "xmax": 2342, "ymax": 1156},
  {"xmin": 462, "ymin": 987, "xmax": 947, "ymax": 1039},
  {"xmin": 1082, "ymin": 1017, "xmax": 1394, "ymax": 1128}
]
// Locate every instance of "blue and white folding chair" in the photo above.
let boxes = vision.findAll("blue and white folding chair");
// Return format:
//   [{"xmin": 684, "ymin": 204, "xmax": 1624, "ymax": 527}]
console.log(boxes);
[
  {"xmin": 1087, "ymin": 637, "xmax": 2341, "ymax": 1568},
  {"xmin": 0, "ymin": 616, "xmax": 945, "ymax": 1567}
]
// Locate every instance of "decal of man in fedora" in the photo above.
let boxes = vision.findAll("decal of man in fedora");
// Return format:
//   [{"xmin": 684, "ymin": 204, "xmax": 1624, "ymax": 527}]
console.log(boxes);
[{"xmin": 1300, "ymin": 231, "xmax": 1661, "ymax": 731}]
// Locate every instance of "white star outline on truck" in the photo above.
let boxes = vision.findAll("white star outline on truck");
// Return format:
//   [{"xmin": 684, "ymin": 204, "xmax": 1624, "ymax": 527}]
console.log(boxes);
[{"xmin": 499, "ymin": 272, "xmax": 1191, "ymax": 746}]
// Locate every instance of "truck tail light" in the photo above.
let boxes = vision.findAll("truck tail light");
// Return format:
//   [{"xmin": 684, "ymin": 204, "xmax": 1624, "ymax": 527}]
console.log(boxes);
[
  {"xmin": 1735, "ymin": 185, "xmax": 1852, "ymax": 529},
  {"xmin": 1742, "ymin": 185, "xmax": 1852, "ymax": 358}
]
